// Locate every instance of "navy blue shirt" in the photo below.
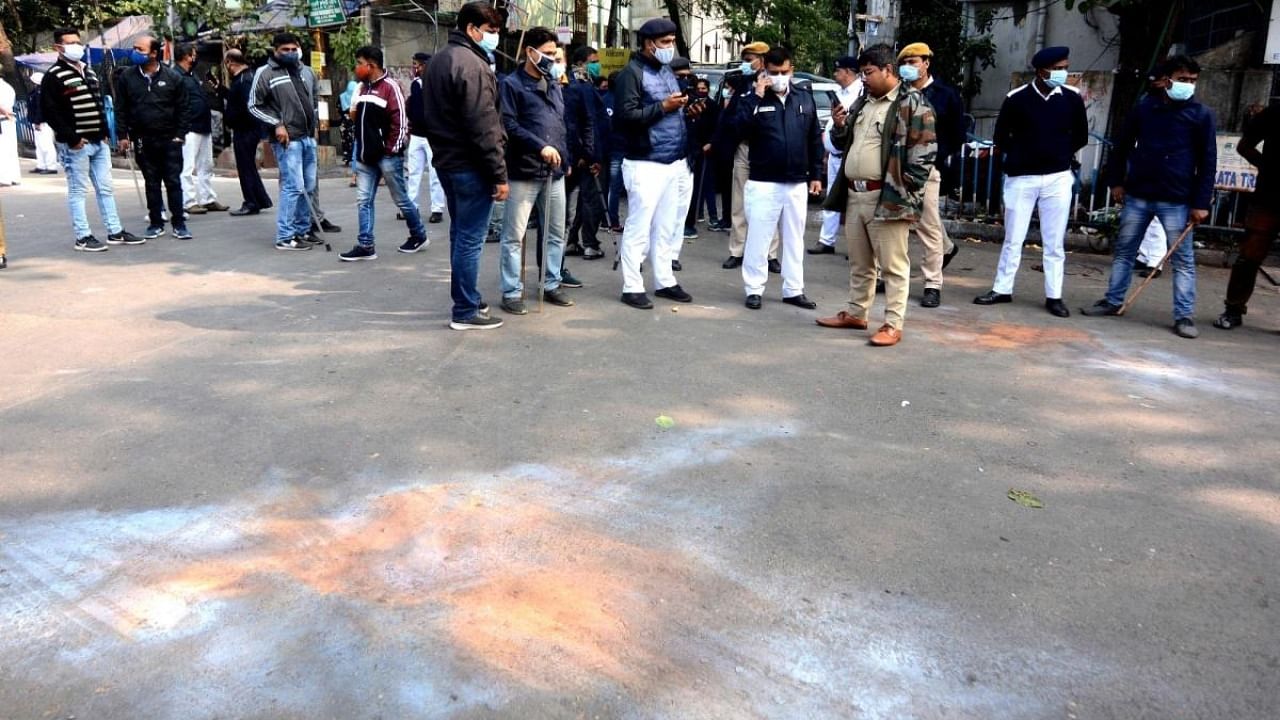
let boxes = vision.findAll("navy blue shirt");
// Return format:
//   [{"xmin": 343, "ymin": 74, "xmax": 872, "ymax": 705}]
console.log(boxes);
[
  {"xmin": 499, "ymin": 67, "xmax": 568, "ymax": 181},
  {"xmin": 993, "ymin": 82, "xmax": 1088, "ymax": 177},
  {"xmin": 1105, "ymin": 92, "xmax": 1216, "ymax": 209}
]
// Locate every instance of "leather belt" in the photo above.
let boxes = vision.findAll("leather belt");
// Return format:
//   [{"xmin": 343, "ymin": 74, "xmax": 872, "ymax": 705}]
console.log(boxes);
[{"xmin": 848, "ymin": 179, "xmax": 884, "ymax": 192}]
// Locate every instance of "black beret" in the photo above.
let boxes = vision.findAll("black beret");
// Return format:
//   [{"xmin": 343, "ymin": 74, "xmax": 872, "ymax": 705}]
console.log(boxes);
[
  {"xmin": 638, "ymin": 18, "xmax": 679, "ymax": 39},
  {"xmin": 834, "ymin": 55, "xmax": 858, "ymax": 70},
  {"xmin": 1031, "ymin": 46, "xmax": 1070, "ymax": 69}
]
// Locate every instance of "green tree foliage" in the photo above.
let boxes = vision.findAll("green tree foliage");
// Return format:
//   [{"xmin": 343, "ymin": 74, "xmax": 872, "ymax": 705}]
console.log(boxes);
[
  {"xmin": 699, "ymin": 0, "xmax": 846, "ymax": 72},
  {"xmin": 897, "ymin": 0, "xmax": 996, "ymax": 101}
]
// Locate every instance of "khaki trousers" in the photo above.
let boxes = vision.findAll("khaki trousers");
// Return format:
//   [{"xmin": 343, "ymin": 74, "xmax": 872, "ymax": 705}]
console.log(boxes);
[
  {"xmin": 915, "ymin": 166, "xmax": 954, "ymax": 290},
  {"xmin": 846, "ymin": 190, "xmax": 911, "ymax": 329},
  {"xmin": 729, "ymin": 143, "xmax": 779, "ymax": 259}
]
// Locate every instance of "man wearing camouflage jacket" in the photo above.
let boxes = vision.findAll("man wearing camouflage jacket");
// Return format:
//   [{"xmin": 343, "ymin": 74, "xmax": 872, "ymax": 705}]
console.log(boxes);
[{"xmin": 816, "ymin": 44, "xmax": 936, "ymax": 346}]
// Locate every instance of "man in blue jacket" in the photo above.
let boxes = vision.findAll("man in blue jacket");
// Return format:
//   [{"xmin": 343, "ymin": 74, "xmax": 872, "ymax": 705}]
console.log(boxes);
[
  {"xmin": 496, "ymin": 27, "xmax": 575, "ymax": 314},
  {"xmin": 737, "ymin": 48, "xmax": 823, "ymax": 310},
  {"xmin": 613, "ymin": 17, "xmax": 700, "ymax": 309},
  {"xmin": 564, "ymin": 46, "xmax": 604, "ymax": 260},
  {"xmin": 1082, "ymin": 55, "xmax": 1215, "ymax": 338}
]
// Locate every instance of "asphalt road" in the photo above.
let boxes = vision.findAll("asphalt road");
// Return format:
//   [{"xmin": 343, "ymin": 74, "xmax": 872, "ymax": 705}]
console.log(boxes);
[{"xmin": 1, "ymin": 169, "xmax": 1278, "ymax": 720}]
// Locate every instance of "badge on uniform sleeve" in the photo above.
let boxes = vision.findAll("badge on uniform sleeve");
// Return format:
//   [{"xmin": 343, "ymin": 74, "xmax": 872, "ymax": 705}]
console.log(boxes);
[
  {"xmin": 158, "ymin": 81, "xmax": 167, "ymax": 87},
  {"xmin": 757, "ymin": 106, "xmax": 776, "ymax": 113}
]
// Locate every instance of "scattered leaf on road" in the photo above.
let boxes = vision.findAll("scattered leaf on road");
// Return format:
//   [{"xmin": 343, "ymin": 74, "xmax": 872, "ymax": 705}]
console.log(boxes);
[
  {"xmin": 1008, "ymin": 489, "xmax": 1044, "ymax": 509},
  {"xmin": 655, "ymin": 415, "xmax": 676, "ymax": 430}
]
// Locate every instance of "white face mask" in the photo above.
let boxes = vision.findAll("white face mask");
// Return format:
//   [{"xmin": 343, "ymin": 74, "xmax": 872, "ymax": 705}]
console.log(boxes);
[
  {"xmin": 654, "ymin": 46, "xmax": 676, "ymax": 65},
  {"xmin": 61, "ymin": 43, "xmax": 86, "ymax": 63},
  {"xmin": 768, "ymin": 73, "xmax": 790, "ymax": 94}
]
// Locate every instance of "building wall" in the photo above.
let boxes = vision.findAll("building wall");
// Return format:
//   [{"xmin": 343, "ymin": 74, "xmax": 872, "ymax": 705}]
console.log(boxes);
[{"xmin": 627, "ymin": 0, "xmax": 733, "ymax": 64}]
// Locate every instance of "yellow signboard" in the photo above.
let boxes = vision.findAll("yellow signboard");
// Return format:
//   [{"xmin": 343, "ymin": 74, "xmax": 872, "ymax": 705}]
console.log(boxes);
[
  {"xmin": 310, "ymin": 51, "xmax": 326, "ymax": 77},
  {"xmin": 599, "ymin": 48, "xmax": 631, "ymax": 76}
]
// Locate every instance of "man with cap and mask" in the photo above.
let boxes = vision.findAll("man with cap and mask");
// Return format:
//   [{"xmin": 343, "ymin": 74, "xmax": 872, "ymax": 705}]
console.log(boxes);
[
  {"xmin": 897, "ymin": 42, "xmax": 962, "ymax": 308},
  {"xmin": 1082, "ymin": 55, "xmax": 1215, "ymax": 338},
  {"xmin": 612, "ymin": 16, "xmax": 702, "ymax": 309},
  {"xmin": 715, "ymin": 40, "xmax": 781, "ymax": 271},
  {"xmin": 811, "ymin": 55, "xmax": 863, "ymax": 256},
  {"xmin": 974, "ymin": 45, "xmax": 1087, "ymax": 318}
]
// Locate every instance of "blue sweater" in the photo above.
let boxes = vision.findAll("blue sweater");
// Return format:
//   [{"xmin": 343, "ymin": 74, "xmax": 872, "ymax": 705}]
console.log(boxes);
[
  {"xmin": 1105, "ymin": 93, "xmax": 1217, "ymax": 209},
  {"xmin": 613, "ymin": 53, "xmax": 688, "ymax": 165},
  {"xmin": 993, "ymin": 82, "xmax": 1088, "ymax": 177}
]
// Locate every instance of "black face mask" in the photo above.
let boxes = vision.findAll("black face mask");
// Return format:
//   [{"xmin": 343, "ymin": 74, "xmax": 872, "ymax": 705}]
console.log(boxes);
[{"xmin": 532, "ymin": 52, "xmax": 554, "ymax": 77}]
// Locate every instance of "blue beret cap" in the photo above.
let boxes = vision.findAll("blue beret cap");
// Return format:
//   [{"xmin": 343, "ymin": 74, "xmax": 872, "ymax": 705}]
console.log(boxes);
[
  {"xmin": 834, "ymin": 56, "xmax": 858, "ymax": 70},
  {"xmin": 1032, "ymin": 46, "xmax": 1070, "ymax": 69},
  {"xmin": 639, "ymin": 18, "xmax": 679, "ymax": 39}
]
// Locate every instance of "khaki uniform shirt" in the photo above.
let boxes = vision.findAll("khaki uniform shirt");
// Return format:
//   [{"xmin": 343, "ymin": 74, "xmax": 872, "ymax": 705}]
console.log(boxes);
[{"xmin": 845, "ymin": 85, "xmax": 900, "ymax": 182}]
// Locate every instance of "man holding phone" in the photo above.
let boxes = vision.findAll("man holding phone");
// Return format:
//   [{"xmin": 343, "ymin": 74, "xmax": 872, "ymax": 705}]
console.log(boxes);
[{"xmin": 811, "ymin": 56, "xmax": 863, "ymax": 256}]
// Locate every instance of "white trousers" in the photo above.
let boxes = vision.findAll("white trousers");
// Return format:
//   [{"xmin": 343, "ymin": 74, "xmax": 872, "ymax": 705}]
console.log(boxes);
[
  {"xmin": 405, "ymin": 135, "xmax": 446, "ymax": 213},
  {"xmin": 34, "ymin": 124, "xmax": 58, "ymax": 170},
  {"xmin": 620, "ymin": 158, "xmax": 691, "ymax": 293},
  {"xmin": 743, "ymin": 180, "xmax": 807, "ymax": 296},
  {"xmin": 1137, "ymin": 218, "xmax": 1166, "ymax": 265},
  {"xmin": 994, "ymin": 170, "xmax": 1072, "ymax": 298},
  {"xmin": 181, "ymin": 131, "xmax": 216, "ymax": 207},
  {"xmin": 818, "ymin": 153, "xmax": 843, "ymax": 245}
]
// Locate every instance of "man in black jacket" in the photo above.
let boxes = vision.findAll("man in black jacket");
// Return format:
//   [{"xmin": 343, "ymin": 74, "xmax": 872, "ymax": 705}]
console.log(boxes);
[
  {"xmin": 116, "ymin": 33, "xmax": 192, "ymax": 240},
  {"xmin": 563, "ymin": 45, "xmax": 604, "ymax": 260},
  {"xmin": 898, "ymin": 42, "xmax": 961, "ymax": 308},
  {"xmin": 736, "ymin": 48, "xmax": 823, "ymax": 310},
  {"xmin": 405, "ymin": 52, "xmax": 445, "ymax": 224},
  {"xmin": 175, "ymin": 43, "xmax": 228, "ymax": 215},
  {"xmin": 223, "ymin": 49, "xmax": 272, "ymax": 216},
  {"xmin": 422, "ymin": 1, "xmax": 508, "ymax": 330},
  {"xmin": 40, "ymin": 27, "xmax": 143, "ymax": 252}
]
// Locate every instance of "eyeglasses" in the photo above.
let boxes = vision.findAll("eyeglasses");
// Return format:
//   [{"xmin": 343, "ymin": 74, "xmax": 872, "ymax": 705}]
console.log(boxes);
[{"xmin": 859, "ymin": 67, "xmax": 883, "ymax": 79}]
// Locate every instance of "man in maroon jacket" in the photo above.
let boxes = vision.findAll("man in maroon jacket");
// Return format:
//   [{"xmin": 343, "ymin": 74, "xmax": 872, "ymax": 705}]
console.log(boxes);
[{"xmin": 338, "ymin": 45, "xmax": 429, "ymax": 261}]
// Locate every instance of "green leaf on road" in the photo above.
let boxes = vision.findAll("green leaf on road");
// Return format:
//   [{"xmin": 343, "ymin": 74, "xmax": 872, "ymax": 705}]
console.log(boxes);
[
  {"xmin": 1008, "ymin": 489, "xmax": 1044, "ymax": 509},
  {"xmin": 655, "ymin": 415, "xmax": 676, "ymax": 430}
]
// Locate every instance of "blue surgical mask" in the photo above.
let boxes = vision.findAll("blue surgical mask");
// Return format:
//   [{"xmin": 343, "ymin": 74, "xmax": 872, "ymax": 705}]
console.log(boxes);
[
  {"xmin": 1045, "ymin": 69, "xmax": 1068, "ymax": 87},
  {"xmin": 898, "ymin": 64, "xmax": 920, "ymax": 83},
  {"xmin": 1167, "ymin": 81, "xmax": 1195, "ymax": 102},
  {"xmin": 130, "ymin": 49, "xmax": 151, "ymax": 65},
  {"xmin": 655, "ymin": 47, "xmax": 676, "ymax": 65},
  {"xmin": 478, "ymin": 31, "xmax": 500, "ymax": 53},
  {"xmin": 739, "ymin": 61, "xmax": 753, "ymax": 74}
]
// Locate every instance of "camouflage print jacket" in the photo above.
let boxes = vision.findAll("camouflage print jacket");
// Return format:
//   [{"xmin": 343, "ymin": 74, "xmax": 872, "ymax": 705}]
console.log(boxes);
[{"xmin": 822, "ymin": 85, "xmax": 937, "ymax": 222}]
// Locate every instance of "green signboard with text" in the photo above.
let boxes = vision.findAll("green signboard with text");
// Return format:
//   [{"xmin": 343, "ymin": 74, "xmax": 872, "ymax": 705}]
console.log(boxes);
[{"xmin": 308, "ymin": 0, "xmax": 347, "ymax": 28}]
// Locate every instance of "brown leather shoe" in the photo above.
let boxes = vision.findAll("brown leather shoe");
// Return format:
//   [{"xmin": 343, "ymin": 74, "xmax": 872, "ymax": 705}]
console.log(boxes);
[
  {"xmin": 816, "ymin": 311, "xmax": 869, "ymax": 329},
  {"xmin": 869, "ymin": 324, "xmax": 902, "ymax": 346}
]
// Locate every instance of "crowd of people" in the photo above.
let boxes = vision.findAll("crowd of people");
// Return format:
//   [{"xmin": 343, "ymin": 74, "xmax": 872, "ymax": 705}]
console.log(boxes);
[{"xmin": 4, "ymin": 3, "xmax": 1274, "ymax": 340}]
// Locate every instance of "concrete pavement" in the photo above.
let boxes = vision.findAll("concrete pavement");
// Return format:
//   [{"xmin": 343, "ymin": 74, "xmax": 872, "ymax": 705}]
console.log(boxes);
[{"xmin": 1, "ymin": 169, "xmax": 1278, "ymax": 719}]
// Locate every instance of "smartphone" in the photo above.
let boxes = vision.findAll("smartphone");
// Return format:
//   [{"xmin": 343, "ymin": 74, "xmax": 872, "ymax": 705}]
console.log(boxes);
[{"xmin": 826, "ymin": 90, "xmax": 840, "ymax": 111}]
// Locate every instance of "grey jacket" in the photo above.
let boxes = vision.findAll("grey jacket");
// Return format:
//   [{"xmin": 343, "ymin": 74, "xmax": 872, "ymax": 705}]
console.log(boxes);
[{"xmin": 248, "ymin": 57, "xmax": 319, "ymax": 141}]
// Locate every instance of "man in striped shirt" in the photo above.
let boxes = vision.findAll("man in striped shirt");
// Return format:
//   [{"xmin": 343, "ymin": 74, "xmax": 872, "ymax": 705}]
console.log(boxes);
[
  {"xmin": 40, "ymin": 27, "xmax": 143, "ymax": 252},
  {"xmin": 337, "ymin": 45, "xmax": 428, "ymax": 261}
]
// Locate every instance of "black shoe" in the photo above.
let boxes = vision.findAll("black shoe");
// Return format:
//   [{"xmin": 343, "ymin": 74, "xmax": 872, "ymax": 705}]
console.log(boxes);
[
  {"xmin": 299, "ymin": 231, "xmax": 324, "ymax": 245},
  {"xmin": 655, "ymin": 284, "xmax": 692, "ymax": 303},
  {"xmin": 921, "ymin": 288, "xmax": 941, "ymax": 308},
  {"xmin": 942, "ymin": 244, "xmax": 960, "ymax": 269},
  {"xmin": 107, "ymin": 230, "xmax": 145, "ymax": 245},
  {"xmin": 672, "ymin": 259, "xmax": 682, "ymax": 272},
  {"xmin": 1138, "ymin": 265, "xmax": 1163, "ymax": 279},
  {"xmin": 429, "ymin": 211, "xmax": 443, "ymax": 224},
  {"xmin": 875, "ymin": 278, "xmax": 885, "ymax": 294},
  {"xmin": 782, "ymin": 294, "xmax": 817, "ymax": 309},
  {"xmin": 500, "ymin": 297, "xmax": 528, "ymax": 315},
  {"xmin": 275, "ymin": 237, "xmax": 311, "ymax": 251},
  {"xmin": 745, "ymin": 294, "xmax": 762, "ymax": 309},
  {"xmin": 722, "ymin": 255, "xmax": 743, "ymax": 269},
  {"xmin": 583, "ymin": 246, "xmax": 605, "ymax": 260},
  {"xmin": 683, "ymin": 227, "xmax": 698, "ymax": 239},
  {"xmin": 974, "ymin": 291, "xmax": 1012, "ymax": 305},
  {"xmin": 560, "ymin": 268, "xmax": 584, "ymax": 288},
  {"xmin": 621, "ymin": 292, "xmax": 653, "ymax": 309},
  {"xmin": 1213, "ymin": 312, "xmax": 1243, "ymax": 330},
  {"xmin": 320, "ymin": 219, "xmax": 341, "ymax": 233},
  {"xmin": 1080, "ymin": 299, "xmax": 1121, "ymax": 316},
  {"xmin": 396, "ymin": 212, "xmax": 405, "ymax": 220},
  {"xmin": 768, "ymin": 258, "xmax": 782, "ymax": 274},
  {"xmin": 0, "ymin": 254, "xmax": 6, "ymax": 269},
  {"xmin": 339, "ymin": 244, "xmax": 377, "ymax": 261},
  {"xmin": 543, "ymin": 288, "xmax": 575, "ymax": 306},
  {"xmin": 143, "ymin": 225, "xmax": 165, "ymax": 240},
  {"xmin": 229, "ymin": 206, "xmax": 259, "ymax": 216},
  {"xmin": 399, "ymin": 235, "xmax": 429, "ymax": 253},
  {"xmin": 807, "ymin": 243, "xmax": 835, "ymax": 255},
  {"xmin": 1045, "ymin": 298, "xmax": 1070, "ymax": 318},
  {"xmin": 450, "ymin": 314, "xmax": 504, "ymax": 330},
  {"xmin": 74, "ymin": 235, "xmax": 108, "ymax": 252},
  {"xmin": 565, "ymin": 243, "xmax": 585, "ymax": 257},
  {"xmin": 1173, "ymin": 318, "xmax": 1199, "ymax": 338}
]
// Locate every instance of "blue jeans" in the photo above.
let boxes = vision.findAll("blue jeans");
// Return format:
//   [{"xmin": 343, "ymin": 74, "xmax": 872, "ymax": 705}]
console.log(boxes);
[
  {"xmin": 354, "ymin": 155, "xmax": 427, "ymax": 247},
  {"xmin": 270, "ymin": 137, "xmax": 317, "ymax": 242},
  {"xmin": 500, "ymin": 176, "xmax": 566, "ymax": 298},
  {"xmin": 607, "ymin": 152, "xmax": 625, "ymax": 226},
  {"xmin": 438, "ymin": 169, "xmax": 494, "ymax": 321},
  {"xmin": 1105, "ymin": 196, "xmax": 1196, "ymax": 320},
  {"xmin": 59, "ymin": 140, "xmax": 122, "ymax": 239}
]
